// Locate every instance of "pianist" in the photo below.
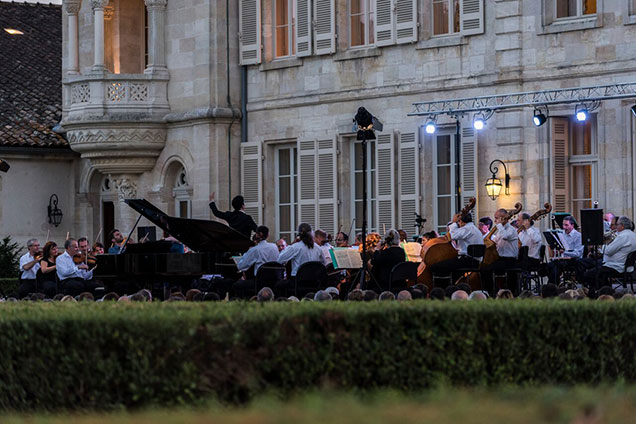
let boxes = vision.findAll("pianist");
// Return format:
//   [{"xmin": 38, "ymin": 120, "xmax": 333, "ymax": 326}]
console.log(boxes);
[{"xmin": 209, "ymin": 192, "xmax": 257, "ymax": 238}]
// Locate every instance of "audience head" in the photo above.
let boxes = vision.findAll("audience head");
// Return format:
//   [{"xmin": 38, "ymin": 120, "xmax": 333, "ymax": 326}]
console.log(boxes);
[
  {"xmin": 78, "ymin": 292, "xmax": 94, "ymax": 302},
  {"xmin": 101, "ymin": 292, "xmax": 120, "ymax": 301},
  {"xmin": 518, "ymin": 290, "xmax": 534, "ymax": 299},
  {"xmin": 412, "ymin": 284, "xmax": 428, "ymax": 299},
  {"xmin": 297, "ymin": 223, "xmax": 315, "ymax": 248},
  {"xmin": 185, "ymin": 289, "xmax": 202, "ymax": 302},
  {"xmin": 469, "ymin": 291, "xmax": 488, "ymax": 300},
  {"xmin": 363, "ymin": 290, "xmax": 378, "ymax": 301},
  {"xmin": 397, "ymin": 290, "xmax": 412, "ymax": 301},
  {"xmin": 451, "ymin": 290, "xmax": 468, "ymax": 300},
  {"xmin": 597, "ymin": 294, "xmax": 615, "ymax": 302},
  {"xmin": 347, "ymin": 289, "xmax": 364, "ymax": 301},
  {"xmin": 598, "ymin": 286, "xmax": 614, "ymax": 297},
  {"xmin": 444, "ymin": 285, "xmax": 459, "ymax": 299},
  {"xmin": 231, "ymin": 195, "xmax": 245, "ymax": 211},
  {"xmin": 203, "ymin": 292, "xmax": 221, "ymax": 301},
  {"xmin": 456, "ymin": 283, "xmax": 471, "ymax": 294},
  {"xmin": 410, "ymin": 289, "xmax": 424, "ymax": 299},
  {"xmin": 325, "ymin": 287, "xmax": 339, "ymax": 299},
  {"xmin": 257, "ymin": 287, "xmax": 274, "ymax": 302},
  {"xmin": 379, "ymin": 291, "xmax": 396, "ymax": 301},
  {"xmin": 496, "ymin": 289, "xmax": 513, "ymax": 299},
  {"xmin": 130, "ymin": 293, "xmax": 146, "ymax": 302},
  {"xmin": 541, "ymin": 283, "xmax": 559, "ymax": 298},
  {"xmin": 314, "ymin": 290, "xmax": 332, "ymax": 302},
  {"xmin": 60, "ymin": 295, "xmax": 76, "ymax": 302},
  {"xmin": 430, "ymin": 287, "xmax": 445, "ymax": 300}
]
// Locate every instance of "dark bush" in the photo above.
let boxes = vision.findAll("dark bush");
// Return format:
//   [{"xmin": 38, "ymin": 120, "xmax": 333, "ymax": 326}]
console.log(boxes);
[
  {"xmin": 0, "ymin": 236, "xmax": 20, "ymax": 278},
  {"xmin": 1, "ymin": 301, "xmax": 636, "ymax": 411}
]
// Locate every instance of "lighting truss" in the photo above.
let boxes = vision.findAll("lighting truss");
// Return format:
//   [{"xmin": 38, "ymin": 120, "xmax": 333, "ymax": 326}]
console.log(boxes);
[{"xmin": 408, "ymin": 82, "xmax": 636, "ymax": 117}]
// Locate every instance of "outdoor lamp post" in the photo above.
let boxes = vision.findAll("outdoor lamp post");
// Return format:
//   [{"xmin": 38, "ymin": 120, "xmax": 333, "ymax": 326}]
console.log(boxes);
[
  {"xmin": 485, "ymin": 159, "xmax": 510, "ymax": 201},
  {"xmin": 47, "ymin": 194, "xmax": 63, "ymax": 227}
]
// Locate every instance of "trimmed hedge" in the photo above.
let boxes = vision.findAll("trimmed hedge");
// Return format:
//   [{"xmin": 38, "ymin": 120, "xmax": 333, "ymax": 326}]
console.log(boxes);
[
  {"xmin": 0, "ymin": 279, "xmax": 18, "ymax": 297},
  {"xmin": 1, "ymin": 301, "xmax": 636, "ymax": 411}
]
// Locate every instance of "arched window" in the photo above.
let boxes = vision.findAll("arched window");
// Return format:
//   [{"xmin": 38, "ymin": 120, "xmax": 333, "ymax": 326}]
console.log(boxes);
[{"xmin": 173, "ymin": 167, "xmax": 192, "ymax": 218}]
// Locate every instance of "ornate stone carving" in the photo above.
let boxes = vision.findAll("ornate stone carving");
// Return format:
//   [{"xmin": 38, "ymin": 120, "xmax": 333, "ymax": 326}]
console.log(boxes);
[
  {"xmin": 107, "ymin": 82, "xmax": 125, "ymax": 102},
  {"xmin": 103, "ymin": 5, "xmax": 115, "ymax": 20},
  {"xmin": 63, "ymin": 0, "xmax": 81, "ymax": 14},
  {"xmin": 91, "ymin": 0, "xmax": 109, "ymax": 11},
  {"xmin": 112, "ymin": 176, "xmax": 138, "ymax": 201},
  {"xmin": 67, "ymin": 128, "xmax": 166, "ymax": 146},
  {"xmin": 129, "ymin": 83, "xmax": 149, "ymax": 102}
]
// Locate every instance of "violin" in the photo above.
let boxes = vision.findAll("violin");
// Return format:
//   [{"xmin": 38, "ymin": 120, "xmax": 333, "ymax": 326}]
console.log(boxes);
[{"xmin": 73, "ymin": 252, "xmax": 97, "ymax": 269}]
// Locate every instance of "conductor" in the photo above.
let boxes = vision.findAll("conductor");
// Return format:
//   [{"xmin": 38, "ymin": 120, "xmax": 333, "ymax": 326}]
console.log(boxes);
[{"xmin": 209, "ymin": 192, "xmax": 258, "ymax": 238}]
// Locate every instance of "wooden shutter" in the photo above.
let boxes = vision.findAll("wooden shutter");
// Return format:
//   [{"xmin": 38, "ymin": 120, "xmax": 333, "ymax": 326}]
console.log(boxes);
[
  {"xmin": 395, "ymin": 0, "xmax": 417, "ymax": 44},
  {"xmin": 460, "ymin": 126, "xmax": 478, "ymax": 220},
  {"xmin": 317, "ymin": 137, "xmax": 338, "ymax": 236},
  {"xmin": 295, "ymin": 0, "xmax": 312, "ymax": 57},
  {"xmin": 375, "ymin": 132, "xmax": 395, "ymax": 232},
  {"xmin": 298, "ymin": 139, "xmax": 317, "ymax": 229},
  {"xmin": 314, "ymin": 0, "xmax": 336, "ymax": 55},
  {"xmin": 460, "ymin": 0, "xmax": 484, "ymax": 36},
  {"xmin": 375, "ymin": 0, "xmax": 395, "ymax": 47},
  {"xmin": 241, "ymin": 141, "xmax": 262, "ymax": 224},
  {"xmin": 552, "ymin": 118, "xmax": 570, "ymax": 213},
  {"xmin": 239, "ymin": 0, "xmax": 262, "ymax": 65},
  {"xmin": 398, "ymin": 130, "xmax": 420, "ymax": 238}
]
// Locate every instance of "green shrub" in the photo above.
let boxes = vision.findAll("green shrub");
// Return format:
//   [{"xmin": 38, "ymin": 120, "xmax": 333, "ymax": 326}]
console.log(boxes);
[
  {"xmin": 0, "ymin": 236, "xmax": 20, "ymax": 278},
  {"xmin": 0, "ymin": 279, "xmax": 18, "ymax": 297},
  {"xmin": 1, "ymin": 301, "xmax": 636, "ymax": 412}
]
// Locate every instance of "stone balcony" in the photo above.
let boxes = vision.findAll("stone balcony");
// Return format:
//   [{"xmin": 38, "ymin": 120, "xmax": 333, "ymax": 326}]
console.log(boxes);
[{"xmin": 61, "ymin": 73, "xmax": 169, "ymax": 175}]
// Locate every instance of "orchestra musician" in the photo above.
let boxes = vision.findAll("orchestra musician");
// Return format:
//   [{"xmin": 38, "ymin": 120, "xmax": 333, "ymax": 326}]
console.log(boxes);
[
  {"xmin": 584, "ymin": 216, "xmax": 636, "ymax": 296},
  {"xmin": 517, "ymin": 212, "xmax": 543, "ymax": 270},
  {"xmin": 209, "ymin": 192, "xmax": 257, "ymax": 239},
  {"xmin": 35, "ymin": 241, "xmax": 59, "ymax": 299},
  {"xmin": 481, "ymin": 209, "xmax": 520, "ymax": 295},
  {"xmin": 56, "ymin": 238, "xmax": 97, "ymax": 297},
  {"xmin": 92, "ymin": 242, "xmax": 105, "ymax": 255},
  {"xmin": 429, "ymin": 213, "xmax": 484, "ymax": 285},
  {"xmin": 478, "ymin": 217, "xmax": 493, "ymax": 237},
  {"xmin": 275, "ymin": 223, "xmax": 329, "ymax": 295},
  {"xmin": 546, "ymin": 215, "xmax": 583, "ymax": 285},
  {"xmin": 18, "ymin": 238, "xmax": 41, "ymax": 299},
  {"xmin": 604, "ymin": 212, "xmax": 616, "ymax": 232},
  {"xmin": 370, "ymin": 229, "xmax": 406, "ymax": 291},
  {"xmin": 314, "ymin": 229, "xmax": 333, "ymax": 262},
  {"xmin": 276, "ymin": 238, "xmax": 287, "ymax": 252},
  {"xmin": 233, "ymin": 225, "xmax": 279, "ymax": 297},
  {"xmin": 334, "ymin": 232, "xmax": 349, "ymax": 247}
]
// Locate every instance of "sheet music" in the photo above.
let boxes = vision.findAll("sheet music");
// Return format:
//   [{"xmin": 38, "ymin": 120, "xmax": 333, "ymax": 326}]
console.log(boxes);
[
  {"xmin": 401, "ymin": 242, "xmax": 422, "ymax": 262},
  {"xmin": 330, "ymin": 248, "xmax": 363, "ymax": 269},
  {"xmin": 556, "ymin": 231, "xmax": 569, "ymax": 251}
]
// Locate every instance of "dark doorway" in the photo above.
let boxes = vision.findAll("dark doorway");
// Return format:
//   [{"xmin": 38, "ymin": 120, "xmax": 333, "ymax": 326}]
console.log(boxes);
[{"xmin": 102, "ymin": 201, "xmax": 114, "ymax": 246}]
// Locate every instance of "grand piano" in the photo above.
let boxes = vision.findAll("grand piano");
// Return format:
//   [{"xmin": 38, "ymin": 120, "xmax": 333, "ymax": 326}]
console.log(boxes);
[{"xmin": 94, "ymin": 199, "xmax": 254, "ymax": 295}]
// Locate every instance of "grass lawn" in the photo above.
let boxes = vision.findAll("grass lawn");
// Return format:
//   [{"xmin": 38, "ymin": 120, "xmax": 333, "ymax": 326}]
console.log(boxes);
[{"xmin": 2, "ymin": 386, "xmax": 634, "ymax": 424}]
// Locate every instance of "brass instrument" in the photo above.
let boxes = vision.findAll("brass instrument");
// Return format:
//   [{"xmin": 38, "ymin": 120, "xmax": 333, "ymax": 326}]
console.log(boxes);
[{"xmin": 603, "ymin": 230, "xmax": 617, "ymax": 245}]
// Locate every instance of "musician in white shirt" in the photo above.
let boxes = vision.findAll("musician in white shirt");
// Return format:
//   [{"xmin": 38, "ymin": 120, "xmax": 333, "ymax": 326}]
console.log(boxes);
[
  {"xmin": 481, "ymin": 208, "xmax": 520, "ymax": 296},
  {"xmin": 584, "ymin": 216, "xmax": 636, "ymax": 296},
  {"xmin": 547, "ymin": 215, "xmax": 583, "ymax": 285},
  {"xmin": 430, "ymin": 213, "xmax": 484, "ymax": 285},
  {"xmin": 18, "ymin": 238, "xmax": 41, "ymax": 299},
  {"xmin": 233, "ymin": 226, "xmax": 280, "ymax": 297},
  {"xmin": 517, "ymin": 212, "xmax": 543, "ymax": 269},
  {"xmin": 56, "ymin": 238, "xmax": 96, "ymax": 297}
]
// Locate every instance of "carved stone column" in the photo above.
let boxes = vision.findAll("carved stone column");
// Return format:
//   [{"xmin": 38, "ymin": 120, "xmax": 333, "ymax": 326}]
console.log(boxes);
[
  {"xmin": 144, "ymin": 0, "xmax": 168, "ymax": 76},
  {"xmin": 91, "ymin": 0, "xmax": 109, "ymax": 74},
  {"xmin": 64, "ymin": 0, "xmax": 81, "ymax": 75}
]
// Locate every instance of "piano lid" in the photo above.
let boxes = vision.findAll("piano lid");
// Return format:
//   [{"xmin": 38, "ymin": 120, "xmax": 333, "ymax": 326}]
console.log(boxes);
[{"xmin": 124, "ymin": 199, "xmax": 253, "ymax": 253}]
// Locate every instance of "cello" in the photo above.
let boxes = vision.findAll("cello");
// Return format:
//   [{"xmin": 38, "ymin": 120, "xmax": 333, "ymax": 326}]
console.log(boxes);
[{"xmin": 416, "ymin": 198, "xmax": 476, "ymax": 290}]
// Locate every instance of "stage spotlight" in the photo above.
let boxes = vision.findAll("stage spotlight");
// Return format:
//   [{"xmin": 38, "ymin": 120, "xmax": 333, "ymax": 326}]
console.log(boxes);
[
  {"xmin": 425, "ymin": 116, "xmax": 436, "ymax": 134},
  {"xmin": 533, "ymin": 108, "xmax": 547, "ymax": 127},
  {"xmin": 473, "ymin": 113, "xmax": 485, "ymax": 130},
  {"xmin": 575, "ymin": 104, "xmax": 588, "ymax": 122},
  {"xmin": 631, "ymin": 105, "xmax": 636, "ymax": 118}
]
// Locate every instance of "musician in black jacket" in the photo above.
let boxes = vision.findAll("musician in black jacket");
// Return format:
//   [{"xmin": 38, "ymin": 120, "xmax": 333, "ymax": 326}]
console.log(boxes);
[{"xmin": 209, "ymin": 192, "xmax": 258, "ymax": 238}]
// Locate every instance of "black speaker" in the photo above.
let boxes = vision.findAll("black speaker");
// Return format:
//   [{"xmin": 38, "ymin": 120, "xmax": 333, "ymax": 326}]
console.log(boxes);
[{"xmin": 580, "ymin": 208, "xmax": 604, "ymax": 245}]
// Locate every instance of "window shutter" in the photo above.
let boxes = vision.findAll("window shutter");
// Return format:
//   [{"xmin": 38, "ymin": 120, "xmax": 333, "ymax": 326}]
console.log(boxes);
[
  {"xmin": 297, "ymin": 139, "xmax": 317, "ymax": 229},
  {"xmin": 375, "ymin": 0, "xmax": 396, "ymax": 47},
  {"xmin": 295, "ymin": 0, "xmax": 312, "ymax": 57},
  {"xmin": 239, "ymin": 0, "xmax": 262, "ymax": 65},
  {"xmin": 314, "ymin": 0, "xmax": 336, "ymax": 55},
  {"xmin": 460, "ymin": 0, "xmax": 484, "ymax": 36},
  {"xmin": 316, "ymin": 137, "xmax": 338, "ymax": 236},
  {"xmin": 395, "ymin": 0, "xmax": 417, "ymax": 44},
  {"xmin": 551, "ymin": 118, "xmax": 570, "ymax": 213},
  {"xmin": 398, "ymin": 130, "xmax": 420, "ymax": 238},
  {"xmin": 460, "ymin": 126, "xmax": 478, "ymax": 220},
  {"xmin": 241, "ymin": 141, "xmax": 262, "ymax": 224},
  {"xmin": 375, "ymin": 132, "xmax": 396, "ymax": 233}
]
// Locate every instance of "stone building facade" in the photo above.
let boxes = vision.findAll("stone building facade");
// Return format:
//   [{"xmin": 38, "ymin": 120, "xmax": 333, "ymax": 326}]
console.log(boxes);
[{"xmin": 56, "ymin": 0, "xmax": 636, "ymax": 244}]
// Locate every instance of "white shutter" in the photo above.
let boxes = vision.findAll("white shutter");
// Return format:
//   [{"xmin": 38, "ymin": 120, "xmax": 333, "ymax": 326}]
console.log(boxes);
[
  {"xmin": 317, "ymin": 137, "xmax": 338, "ymax": 236},
  {"xmin": 314, "ymin": 0, "xmax": 336, "ymax": 55},
  {"xmin": 551, "ymin": 118, "xmax": 570, "ymax": 213},
  {"xmin": 298, "ymin": 139, "xmax": 317, "ymax": 229},
  {"xmin": 375, "ymin": 0, "xmax": 395, "ymax": 47},
  {"xmin": 398, "ymin": 130, "xmax": 419, "ymax": 239},
  {"xmin": 460, "ymin": 0, "xmax": 484, "ymax": 36},
  {"xmin": 241, "ymin": 141, "xmax": 262, "ymax": 224},
  {"xmin": 460, "ymin": 126, "xmax": 478, "ymax": 220},
  {"xmin": 239, "ymin": 0, "xmax": 262, "ymax": 65},
  {"xmin": 295, "ymin": 0, "xmax": 312, "ymax": 57},
  {"xmin": 395, "ymin": 0, "xmax": 417, "ymax": 44},
  {"xmin": 375, "ymin": 132, "xmax": 395, "ymax": 232}
]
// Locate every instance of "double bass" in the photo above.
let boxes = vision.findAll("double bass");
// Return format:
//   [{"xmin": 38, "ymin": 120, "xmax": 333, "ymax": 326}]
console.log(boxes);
[{"xmin": 416, "ymin": 198, "xmax": 476, "ymax": 290}]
